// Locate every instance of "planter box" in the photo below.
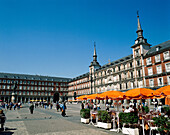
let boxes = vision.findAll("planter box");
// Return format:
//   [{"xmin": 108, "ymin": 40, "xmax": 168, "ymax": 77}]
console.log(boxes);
[
  {"xmin": 97, "ymin": 122, "xmax": 111, "ymax": 129},
  {"xmin": 81, "ymin": 118, "xmax": 90, "ymax": 124},
  {"xmin": 122, "ymin": 127, "xmax": 139, "ymax": 135}
]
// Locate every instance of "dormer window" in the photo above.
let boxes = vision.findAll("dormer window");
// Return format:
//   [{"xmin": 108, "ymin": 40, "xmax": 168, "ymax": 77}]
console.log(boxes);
[{"xmin": 156, "ymin": 46, "xmax": 160, "ymax": 51}]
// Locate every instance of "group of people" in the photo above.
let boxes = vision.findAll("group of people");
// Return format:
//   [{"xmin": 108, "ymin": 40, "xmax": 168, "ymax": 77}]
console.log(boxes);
[
  {"xmin": 81, "ymin": 102, "xmax": 101, "ymax": 111},
  {"xmin": 29, "ymin": 101, "xmax": 67, "ymax": 117},
  {"xmin": 56, "ymin": 102, "xmax": 67, "ymax": 117},
  {"xmin": 30, "ymin": 101, "xmax": 53, "ymax": 109},
  {"xmin": 1, "ymin": 102, "xmax": 21, "ymax": 110}
]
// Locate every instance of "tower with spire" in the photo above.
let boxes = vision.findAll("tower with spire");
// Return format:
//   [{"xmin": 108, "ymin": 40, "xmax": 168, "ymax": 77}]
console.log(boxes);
[
  {"xmin": 131, "ymin": 11, "xmax": 151, "ymax": 88},
  {"xmin": 89, "ymin": 42, "xmax": 101, "ymax": 94},
  {"xmin": 89, "ymin": 42, "xmax": 101, "ymax": 72},
  {"xmin": 131, "ymin": 11, "xmax": 151, "ymax": 56}
]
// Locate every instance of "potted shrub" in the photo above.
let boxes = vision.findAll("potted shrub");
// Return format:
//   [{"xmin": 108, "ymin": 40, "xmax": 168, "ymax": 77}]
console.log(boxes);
[
  {"xmin": 119, "ymin": 112, "xmax": 139, "ymax": 135},
  {"xmin": 97, "ymin": 110, "xmax": 111, "ymax": 129},
  {"xmin": 97, "ymin": 110, "xmax": 102, "ymax": 122},
  {"xmin": 80, "ymin": 109, "xmax": 90, "ymax": 124},
  {"xmin": 144, "ymin": 106, "xmax": 149, "ymax": 113},
  {"xmin": 152, "ymin": 115, "xmax": 170, "ymax": 135}
]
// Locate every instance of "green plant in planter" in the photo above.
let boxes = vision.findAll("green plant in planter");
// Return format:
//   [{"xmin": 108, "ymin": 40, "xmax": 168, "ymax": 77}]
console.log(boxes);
[
  {"xmin": 100, "ymin": 110, "xmax": 111, "ymax": 123},
  {"xmin": 152, "ymin": 115, "xmax": 170, "ymax": 134},
  {"xmin": 144, "ymin": 106, "xmax": 149, "ymax": 113},
  {"xmin": 80, "ymin": 109, "xmax": 90, "ymax": 119},
  {"xmin": 97, "ymin": 110, "xmax": 102, "ymax": 122},
  {"xmin": 119, "ymin": 112, "xmax": 139, "ymax": 126}
]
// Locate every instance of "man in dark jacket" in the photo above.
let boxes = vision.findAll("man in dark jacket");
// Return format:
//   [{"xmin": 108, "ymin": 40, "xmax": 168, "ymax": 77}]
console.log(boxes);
[{"xmin": 29, "ymin": 103, "xmax": 34, "ymax": 114}]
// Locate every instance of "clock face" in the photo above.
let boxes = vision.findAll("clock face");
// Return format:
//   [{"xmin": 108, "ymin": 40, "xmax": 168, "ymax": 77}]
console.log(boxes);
[{"xmin": 135, "ymin": 40, "xmax": 138, "ymax": 44}]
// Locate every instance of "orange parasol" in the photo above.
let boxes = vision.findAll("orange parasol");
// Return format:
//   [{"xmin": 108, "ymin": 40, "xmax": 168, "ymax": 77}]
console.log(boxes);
[
  {"xmin": 76, "ymin": 95, "xmax": 89, "ymax": 100},
  {"xmin": 86, "ymin": 93, "xmax": 102, "ymax": 100},
  {"xmin": 154, "ymin": 85, "xmax": 170, "ymax": 96},
  {"xmin": 165, "ymin": 95, "xmax": 170, "ymax": 105},
  {"xmin": 99, "ymin": 90, "xmax": 124, "ymax": 100},
  {"xmin": 151, "ymin": 95, "xmax": 165, "ymax": 99},
  {"xmin": 124, "ymin": 88, "xmax": 154, "ymax": 98},
  {"xmin": 161, "ymin": 89, "xmax": 170, "ymax": 96}
]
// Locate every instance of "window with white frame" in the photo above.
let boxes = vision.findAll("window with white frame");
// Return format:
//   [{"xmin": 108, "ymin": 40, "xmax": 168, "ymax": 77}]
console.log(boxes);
[
  {"xmin": 139, "ymin": 81, "xmax": 143, "ymax": 87},
  {"xmin": 131, "ymin": 82, "xmax": 134, "ymax": 88},
  {"xmin": 167, "ymin": 76, "xmax": 170, "ymax": 85},
  {"xmin": 157, "ymin": 77, "xmax": 163, "ymax": 86},
  {"xmin": 156, "ymin": 65, "xmax": 162, "ymax": 74},
  {"xmin": 147, "ymin": 57, "xmax": 152, "ymax": 65},
  {"xmin": 149, "ymin": 79, "xmax": 154, "ymax": 87},
  {"xmin": 148, "ymin": 68, "xmax": 153, "ymax": 76},
  {"xmin": 124, "ymin": 73, "xmax": 127, "ymax": 79},
  {"xmin": 113, "ymin": 76, "xmax": 117, "ymax": 82},
  {"xmin": 135, "ymin": 49, "xmax": 139, "ymax": 56},
  {"xmin": 7, "ymin": 85, "xmax": 10, "ymax": 89},
  {"xmin": 163, "ymin": 51, "xmax": 169, "ymax": 60},
  {"xmin": 164, "ymin": 51, "xmax": 170, "ymax": 60},
  {"xmin": 155, "ymin": 54, "xmax": 160, "ymax": 62},
  {"xmin": 165, "ymin": 63, "xmax": 170, "ymax": 72},
  {"xmin": 137, "ymin": 60, "xmax": 140, "ymax": 66}
]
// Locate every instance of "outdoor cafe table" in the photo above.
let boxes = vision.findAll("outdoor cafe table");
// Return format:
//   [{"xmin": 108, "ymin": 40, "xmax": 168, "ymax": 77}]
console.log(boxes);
[{"xmin": 89, "ymin": 111, "xmax": 98, "ymax": 126}]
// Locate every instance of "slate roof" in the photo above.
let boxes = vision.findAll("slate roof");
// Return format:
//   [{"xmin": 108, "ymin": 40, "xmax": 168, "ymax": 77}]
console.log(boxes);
[
  {"xmin": 0, "ymin": 72, "xmax": 71, "ymax": 82},
  {"xmin": 144, "ymin": 40, "xmax": 170, "ymax": 57},
  {"xmin": 95, "ymin": 54, "xmax": 133, "ymax": 71},
  {"xmin": 71, "ymin": 73, "xmax": 89, "ymax": 81}
]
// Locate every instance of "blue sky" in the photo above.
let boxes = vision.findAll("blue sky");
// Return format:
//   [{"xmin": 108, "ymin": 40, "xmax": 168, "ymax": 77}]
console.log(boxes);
[{"xmin": 0, "ymin": 0, "xmax": 169, "ymax": 78}]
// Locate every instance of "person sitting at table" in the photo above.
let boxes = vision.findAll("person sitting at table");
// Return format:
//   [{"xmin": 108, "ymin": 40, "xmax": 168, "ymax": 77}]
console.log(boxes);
[
  {"xmin": 122, "ymin": 106, "xmax": 125, "ymax": 112},
  {"xmin": 93, "ymin": 103, "xmax": 97, "ymax": 111},
  {"xmin": 97, "ymin": 103, "xmax": 100, "ymax": 110},
  {"xmin": 144, "ymin": 121, "xmax": 150, "ymax": 135},
  {"xmin": 124, "ymin": 106, "xmax": 130, "ymax": 113},
  {"xmin": 129, "ymin": 105, "xmax": 134, "ymax": 112},
  {"xmin": 85, "ymin": 103, "xmax": 89, "ymax": 109},
  {"xmin": 106, "ymin": 103, "xmax": 109, "ymax": 111},
  {"xmin": 157, "ymin": 103, "xmax": 162, "ymax": 113}
]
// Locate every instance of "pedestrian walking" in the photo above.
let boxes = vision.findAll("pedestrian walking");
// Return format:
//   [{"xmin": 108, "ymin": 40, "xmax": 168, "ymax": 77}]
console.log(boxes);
[
  {"xmin": 13, "ymin": 104, "xmax": 16, "ymax": 110},
  {"xmin": 61, "ymin": 102, "xmax": 67, "ymax": 117},
  {"xmin": 29, "ymin": 103, "xmax": 34, "ymax": 114},
  {"xmin": 56, "ymin": 102, "xmax": 60, "ymax": 111},
  {"xmin": 81, "ymin": 102, "xmax": 84, "ymax": 109},
  {"xmin": 50, "ymin": 103, "xmax": 53, "ymax": 109}
]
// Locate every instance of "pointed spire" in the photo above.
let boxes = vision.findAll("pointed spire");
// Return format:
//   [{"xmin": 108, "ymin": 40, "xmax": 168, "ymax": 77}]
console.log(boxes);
[
  {"xmin": 136, "ymin": 11, "xmax": 143, "ymax": 38},
  {"xmin": 89, "ymin": 42, "xmax": 101, "ymax": 68},
  {"xmin": 93, "ymin": 42, "xmax": 97, "ymax": 62},
  {"xmin": 137, "ymin": 11, "xmax": 142, "ymax": 31},
  {"xmin": 132, "ymin": 11, "xmax": 151, "ymax": 48}
]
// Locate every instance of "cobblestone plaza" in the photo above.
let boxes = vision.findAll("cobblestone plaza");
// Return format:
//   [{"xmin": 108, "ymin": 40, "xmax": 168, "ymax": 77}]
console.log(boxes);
[{"xmin": 1, "ymin": 103, "xmax": 123, "ymax": 135}]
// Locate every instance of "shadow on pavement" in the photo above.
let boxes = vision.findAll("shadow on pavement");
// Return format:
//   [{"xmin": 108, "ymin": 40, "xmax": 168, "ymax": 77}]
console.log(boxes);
[
  {"xmin": 0, "ymin": 127, "xmax": 17, "ymax": 134},
  {"xmin": 0, "ymin": 131, "xmax": 14, "ymax": 135}
]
